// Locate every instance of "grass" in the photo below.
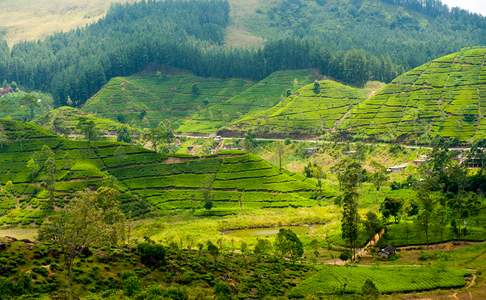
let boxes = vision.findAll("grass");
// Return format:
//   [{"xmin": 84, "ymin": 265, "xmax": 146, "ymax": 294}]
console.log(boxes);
[
  {"xmin": 177, "ymin": 69, "xmax": 317, "ymax": 134},
  {"xmin": 83, "ymin": 68, "xmax": 253, "ymax": 128},
  {"xmin": 0, "ymin": 0, "xmax": 135, "ymax": 45},
  {"xmin": 340, "ymin": 47, "xmax": 486, "ymax": 143},
  {"xmin": 290, "ymin": 265, "xmax": 469, "ymax": 297},
  {"xmin": 229, "ymin": 79, "xmax": 367, "ymax": 137}
]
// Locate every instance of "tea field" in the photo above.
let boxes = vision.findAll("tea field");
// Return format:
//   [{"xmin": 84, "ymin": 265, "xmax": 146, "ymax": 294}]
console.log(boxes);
[
  {"xmin": 228, "ymin": 79, "xmax": 367, "ymax": 137},
  {"xmin": 82, "ymin": 69, "xmax": 254, "ymax": 128},
  {"xmin": 177, "ymin": 69, "xmax": 317, "ymax": 134},
  {"xmin": 340, "ymin": 47, "xmax": 486, "ymax": 143}
]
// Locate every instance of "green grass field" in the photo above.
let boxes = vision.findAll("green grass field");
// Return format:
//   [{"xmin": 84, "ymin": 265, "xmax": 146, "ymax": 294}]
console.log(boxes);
[
  {"xmin": 177, "ymin": 69, "xmax": 317, "ymax": 134},
  {"xmin": 82, "ymin": 69, "xmax": 254, "ymax": 128},
  {"xmin": 290, "ymin": 265, "xmax": 469, "ymax": 297},
  {"xmin": 340, "ymin": 47, "xmax": 486, "ymax": 143},
  {"xmin": 228, "ymin": 79, "xmax": 367, "ymax": 137}
]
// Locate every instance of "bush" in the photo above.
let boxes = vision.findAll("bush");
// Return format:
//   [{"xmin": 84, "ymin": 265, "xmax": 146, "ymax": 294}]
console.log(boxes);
[
  {"xmin": 122, "ymin": 272, "xmax": 141, "ymax": 297},
  {"xmin": 361, "ymin": 279, "xmax": 379, "ymax": 298},
  {"xmin": 137, "ymin": 242, "xmax": 166, "ymax": 268},
  {"xmin": 214, "ymin": 281, "xmax": 232, "ymax": 299},
  {"xmin": 339, "ymin": 250, "xmax": 352, "ymax": 261}
]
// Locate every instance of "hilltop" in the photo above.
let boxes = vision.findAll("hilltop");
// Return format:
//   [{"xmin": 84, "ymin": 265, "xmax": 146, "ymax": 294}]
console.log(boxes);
[
  {"xmin": 340, "ymin": 47, "xmax": 486, "ymax": 143},
  {"xmin": 83, "ymin": 70, "xmax": 253, "ymax": 128},
  {"xmin": 0, "ymin": 119, "xmax": 317, "ymax": 226},
  {"xmin": 177, "ymin": 69, "xmax": 317, "ymax": 134},
  {"xmin": 225, "ymin": 79, "xmax": 369, "ymax": 137}
]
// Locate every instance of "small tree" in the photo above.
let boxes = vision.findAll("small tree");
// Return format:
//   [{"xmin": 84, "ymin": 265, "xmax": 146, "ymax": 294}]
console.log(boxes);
[
  {"xmin": 380, "ymin": 197, "xmax": 403, "ymax": 224},
  {"xmin": 191, "ymin": 83, "xmax": 201, "ymax": 97},
  {"xmin": 117, "ymin": 127, "xmax": 132, "ymax": 143},
  {"xmin": 77, "ymin": 118, "xmax": 99, "ymax": 141},
  {"xmin": 416, "ymin": 190, "xmax": 435, "ymax": 245},
  {"xmin": 370, "ymin": 162, "xmax": 388, "ymax": 191},
  {"xmin": 276, "ymin": 142, "xmax": 285, "ymax": 171},
  {"xmin": 38, "ymin": 189, "xmax": 126, "ymax": 295},
  {"xmin": 274, "ymin": 229, "xmax": 304, "ymax": 261},
  {"xmin": 363, "ymin": 212, "xmax": 381, "ymax": 237},
  {"xmin": 254, "ymin": 239, "xmax": 272, "ymax": 257},
  {"xmin": 313, "ymin": 80, "xmax": 321, "ymax": 94},
  {"xmin": 361, "ymin": 279, "xmax": 379, "ymax": 299},
  {"xmin": 207, "ymin": 241, "xmax": 219, "ymax": 262}
]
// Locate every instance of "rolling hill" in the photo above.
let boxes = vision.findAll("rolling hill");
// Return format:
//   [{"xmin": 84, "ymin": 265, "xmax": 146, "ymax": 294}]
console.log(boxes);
[
  {"xmin": 82, "ymin": 69, "xmax": 254, "ymax": 128},
  {"xmin": 0, "ymin": 90, "xmax": 53, "ymax": 121},
  {"xmin": 225, "ymin": 79, "xmax": 368, "ymax": 137},
  {"xmin": 340, "ymin": 47, "xmax": 486, "ymax": 143},
  {"xmin": 0, "ymin": 120, "xmax": 318, "ymax": 226},
  {"xmin": 177, "ymin": 69, "xmax": 317, "ymax": 134},
  {"xmin": 36, "ymin": 106, "xmax": 138, "ymax": 137}
]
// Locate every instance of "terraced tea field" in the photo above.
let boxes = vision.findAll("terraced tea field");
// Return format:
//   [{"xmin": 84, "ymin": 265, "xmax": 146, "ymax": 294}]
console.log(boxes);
[
  {"xmin": 82, "ymin": 70, "xmax": 254, "ymax": 128},
  {"xmin": 340, "ymin": 47, "xmax": 486, "ymax": 142},
  {"xmin": 290, "ymin": 265, "xmax": 469, "ymax": 297},
  {"xmin": 228, "ymin": 80, "xmax": 366, "ymax": 137},
  {"xmin": 0, "ymin": 120, "xmax": 317, "ymax": 225},
  {"xmin": 177, "ymin": 69, "xmax": 317, "ymax": 134}
]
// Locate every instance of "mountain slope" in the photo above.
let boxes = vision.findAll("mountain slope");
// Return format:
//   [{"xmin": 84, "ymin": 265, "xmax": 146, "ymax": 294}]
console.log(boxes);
[
  {"xmin": 340, "ymin": 47, "xmax": 486, "ymax": 143},
  {"xmin": 226, "ymin": 80, "xmax": 368, "ymax": 137},
  {"xmin": 177, "ymin": 69, "xmax": 317, "ymax": 134},
  {"xmin": 0, "ymin": 120, "xmax": 317, "ymax": 225},
  {"xmin": 83, "ymin": 70, "xmax": 254, "ymax": 128},
  {"xmin": 232, "ymin": 0, "xmax": 486, "ymax": 70}
]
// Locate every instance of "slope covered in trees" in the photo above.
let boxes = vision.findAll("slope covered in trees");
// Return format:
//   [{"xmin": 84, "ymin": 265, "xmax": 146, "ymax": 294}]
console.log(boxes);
[
  {"xmin": 226, "ymin": 80, "xmax": 368, "ymax": 137},
  {"xmin": 177, "ymin": 69, "xmax": 317, "ymax": 134},
  {"xmin": 340, "ymin": 47, "xmax": 486, "ymax": 143},
  {"xmin": 0, "ymin": 0, "xmax": 401, "ymax": 107},
  {"xmin": 0, "ymin": 120, "xmax": 317, "ymax": 225},
  {"xmin": 83, "ymin": 70, "xmax": 253, "ymax": 128},
  {"xmin": 239, "ymin": 0, "xmax": 486, "ymax": 71}
]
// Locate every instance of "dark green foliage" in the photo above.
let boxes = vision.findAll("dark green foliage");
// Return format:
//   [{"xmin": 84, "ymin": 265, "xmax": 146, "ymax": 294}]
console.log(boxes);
[
  {"xmin": 117, "ymin": 127, "xmax": 132, "ymax": 144},
  {"xmin": 380, "ymin": 197, "xmax": 403, "ymax": 223},
  {"xmin": 137, "ymin": 243, "xmax": 166, "ymax": 268},
  {"xmin": 274, "ymin": 229, "xmax": 304, "ymax": 261},
  {"xmin": 361, "ymin": 279, "xmax": 379, "ymax": 298},
  {"xmin": 214, "ymin": 281, "xmax": 231, "ymax": 299},
  {"xmin": 122, "ymin": 272, "xmax": 141, "ymax": 297}
]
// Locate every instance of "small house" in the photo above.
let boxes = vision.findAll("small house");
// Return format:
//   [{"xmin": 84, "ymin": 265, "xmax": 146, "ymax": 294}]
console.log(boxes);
[
  {"xmin": 413, "ymin": 155, "xmax": 429, "ymax": 166},
  {"xmin": 377, "ymin": 246, "xmax": 396, "ymax": 259},
  {"xmin": 387, "ymin": 163, "xmax": 409, "ymax": 173}
]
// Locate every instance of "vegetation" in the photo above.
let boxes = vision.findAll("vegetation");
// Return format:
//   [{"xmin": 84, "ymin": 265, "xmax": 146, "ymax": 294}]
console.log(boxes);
[
  {"xmin": 83, "ymin": 69, "xmax": 253, "ymax": 128},
  {"xmin": 341, "ymin": 47, "xmax": 486, "ymax": 143}
]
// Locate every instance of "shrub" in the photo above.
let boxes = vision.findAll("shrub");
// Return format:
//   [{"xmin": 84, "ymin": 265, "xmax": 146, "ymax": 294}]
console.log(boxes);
[
  {"xmin": 339, "ymin": 250, "xmax": 352, "ymax": 261},
  {"xmin": 361, "ymin": 279, "xmax": 379, "ymax": 298},
  {"xmin": 137, "ymin": 242, "xmax": 166, "ymax": 268},
  {"xmin": 122, "ymin": 272, "xmax": 141, "ymax": 297},
  {"xmin": 214, "ymin": 281, "xmax": 232, "ymax": 299}
]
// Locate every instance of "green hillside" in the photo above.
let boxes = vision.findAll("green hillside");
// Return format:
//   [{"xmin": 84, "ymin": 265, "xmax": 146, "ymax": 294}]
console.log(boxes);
[
  {"xmin": 177, "ymin": 69, "xmax": 317, "ymax": 134},
  {"xmin": 0, "ymin": 120, "xmax": 317, "ymax": 226},
  {"xmin": 340, "ymin": 47, "xmax": 486, "ymax": 143},
  {"xmin": 36, "ymin": 106, "xmax": 138, "ymax": 137},
  {"xmin": 82, "ymin": 70, "xmax": 254, "ymax": 128},
  {"xmin": 227, "ymin": 80, "xmax": 367, "ymax": 137},
  {"xmin": 0, "ymin": 91, "xmax": 53, "ymax": 121}
]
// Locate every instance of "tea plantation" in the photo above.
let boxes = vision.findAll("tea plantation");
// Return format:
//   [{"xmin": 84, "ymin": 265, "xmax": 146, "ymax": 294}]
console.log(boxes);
[
  {"xmin": 36, "ymin": 106, "xmax": 138, "ymax": 137},
  {"xmin": 290, "ymin": 265, "xmax": 469, "ymax": 297},
  {"xmin": 82, "ymin": 69, "xmax": 254, "ymax": 128},
  {"xmin": 0, "ymin": 90, "xmax": 53, "ymax": 121},
  {"xmin": 0, "ymin": 119, "xmax": 317, "ymax": 225},
  {"xmin": 228, "ymin": 79, "xmax": 366, "ymax": 137},
  {"xmin": 177, "ymin": 69, "xmax": 317, "ymax": 134},
  {"xmin": 340, "ymin": 47, "xmax": 486, "ymax": 143}
]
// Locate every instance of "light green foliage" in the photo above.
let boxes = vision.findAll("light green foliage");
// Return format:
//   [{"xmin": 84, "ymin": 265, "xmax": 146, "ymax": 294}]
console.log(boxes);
[
  {"xmin": 230, "ymin": 79, "xmax": 366, "ymax": 137},
  {"xmin": 83, "ymin": 70, "xmax": 253, "ymax": 128},
  {"xmin": 341, "ymin": 47, "xmax": 486, "ymax": 143},
  {"xmin": 178, "ymin": 69, "xmax": 316, "ymax": 134},
  {"xmin": 290, "ymin": 265, "xmax": 468, "ymax": 296}
]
